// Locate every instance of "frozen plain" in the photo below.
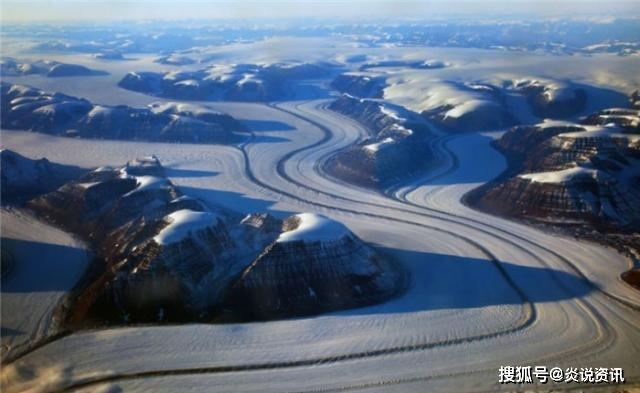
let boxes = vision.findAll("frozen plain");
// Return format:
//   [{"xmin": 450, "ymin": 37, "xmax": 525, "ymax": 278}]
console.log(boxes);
[{"xmin": 1, "ymin": 38, "xmax": 640, "ymax": 392}]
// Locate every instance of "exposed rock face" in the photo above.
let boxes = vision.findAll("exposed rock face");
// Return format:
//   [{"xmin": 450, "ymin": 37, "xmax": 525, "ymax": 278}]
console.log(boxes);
[
  {"xmin": 0, "ymin": 58, "xmax": 107, "ymax": 77},
  {"xmin": 118, "ymin": 62, "xmax": 333, "ymax": 102},
  {"xmin": 27, "ymin": 158, "xmax": 402, "ymax": 324},
  {"xmin": 225, "ymin": 213, "xmax": 402, "ymax": 320},
  {"xmin": 27, "ymin": 157, "xmax": 257, "ymax": 322},
  {"xmin": 331, "ymin": 73, "xmax": 385, "ymax": 98},
  {"xmin": 583, "ymin": 108, "xmax": 640, "ymax": 130},
  {"xmin": 631, "ymin": 91, "xmax": 640, "ymax": 109},
  {"xmin": 0, "ymin": 149, "xmax": 84, "ymax": 205},
  {"xmin": 326, "ymin": 95, "xmax": 435, "ymax": 187},
  {"xmin": 476, "ymin": 172, "xmax": 639, "ymax": 228},
  {"xmin": 471, "ymin": 113, "xmax": 640, "ymax": 232},
  {"xmin": 1, "ymin": 83, "xmax": 245, "ymax": 143},
  {"xmin": 507, "ymin": 79, "xmax": 587, "ymax": 119},
  {"xmin": 419, "ymin": 82, "xmax": 518, "ymax": 132},
  {"xmin": 381, "ymin": 80, "xmax": 519, "ymax": 132}
]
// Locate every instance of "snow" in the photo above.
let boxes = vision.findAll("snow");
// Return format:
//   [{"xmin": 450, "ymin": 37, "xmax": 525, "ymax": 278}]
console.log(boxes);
[
  {"xmin": 1, "ymin": 209, "xmax": 90, "ymax": 361},
  {"xmin": 557, "ymin": 124, "xmax": 640, "ymax": 142},
  {"xmin": 170, "ymin": 195, "xmax": 196, "ymax": 203},
  {"xmin": 519, "ymin": 165, "xmax": 604, "ymax": 184},
  {"xmin": 391, "ymin": 123, "xmax": 412, "ymax": 135},
  {"xmin": 174, "ymin": 79, "xmax": 199, "ymax": 87},
  {"xmin": 384, "ymin": 80, "xmax": 500, "ymax": 119},
  {"xmin": 147, "ymin": 102, "xmax": 222, "ymax": 116},
  {"xmin": 277, "ymin": 213, "xmax": 351, "ymax": 243},
  {"xmin": 3, "ymin": 97, "xmax": 639, "ymax": 393},
  {"xmin": 1, "ymin": 40, "xmax": 640, "ymax": 392},
  {"xmin": 598, "ymin": 114, "xmax": 640, "ymax": 127},
  {"xmin": 379, "ymin": 104, "xmax": 407, "ymax": 122},
  {"xmin": 536, "ymin": 119, "xmax": 578, "ymax": 129},
  {"xmin": 534, "ymin": 120, "xmax": 639, "ymax": 141},
  {"xmin": 363, "ymin": 137, "xmax": 395, "ymax": 152},
  {"xmin": 512, "ymin": 78, "xmax": 576, "ymax": 103},
  {"xmin": 77, "ymin": 181, "xmax": 100, "ymax": 189},
  {"xmin": 85, "ymin": 105, "xmax": 114, "ymax": 118},
  {"xmin": 153, "ymin": 209, "xmax": 220, "ymax": 245},
  {"xmin": 443, "ymin": 99, "xmax": 498, "ymax": 119},
  {"xmin": 31, "ymin": 104, "xmax": 58, "ymax": 116},
  {"xmin": 123, "ymin": 175, "xmax": 170, "ymax": 196},
  {"xmin": 93, "ymin": 166, "xmax": 112, "ymax": 172},
  {"xmin": 543, "ymin": 82, "xmax": 575, "ymax": 102},
  {"xmin": 237, "ymin": 73, "xmax": 263, "ymax": 86}
]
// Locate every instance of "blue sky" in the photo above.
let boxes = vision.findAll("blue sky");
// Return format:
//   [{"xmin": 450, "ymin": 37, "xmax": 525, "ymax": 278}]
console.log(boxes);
[{"xmin": 1, "ymin": 0, "xmax": 638, "ymax": 23}]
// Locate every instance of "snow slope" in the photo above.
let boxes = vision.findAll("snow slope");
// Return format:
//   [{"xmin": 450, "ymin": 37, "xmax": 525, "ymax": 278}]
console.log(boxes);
[
  {"xmin": 277, "ymin": 213, "xmax": 350, "ymax": 243},
  {"xmin": 0, "ymin": 209, "xmax": 90, "ymax": 362},
  {"xmin": 153, "ymin": 210, "xmax": 221, "ymax": 245}
]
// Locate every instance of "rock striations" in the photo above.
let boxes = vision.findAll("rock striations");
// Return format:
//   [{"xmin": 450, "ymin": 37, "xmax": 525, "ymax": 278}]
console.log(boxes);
[
  {"xmin": 470, "ymin": 109, "xmax": 640, "ymax": 238},
  {"xmin": 118, "ymin": 62, "xmax": 334, "ymax": 102},
  {"xmin": 225, "ymin": 213, "xmax": 402, "ymax": 320},
  {"xmin": 1, "ymin": 82, "xmax": 246, "ymax": 143},
  {"xmin": 326, "ymin": 94, "xmax": 436, "ymax": 188},
  {"xmin": 331, "ymin": 73, "xmax": 386, "ymax": 99},
  {"xmin": 25, "ymin": 157, "xmax": 402, "ymax": 324}
]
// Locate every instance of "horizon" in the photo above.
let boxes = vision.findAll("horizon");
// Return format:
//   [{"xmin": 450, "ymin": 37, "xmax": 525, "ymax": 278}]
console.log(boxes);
[{"xmin": 2, "ymin": 0, "xmax": 639, "ymax": 24}]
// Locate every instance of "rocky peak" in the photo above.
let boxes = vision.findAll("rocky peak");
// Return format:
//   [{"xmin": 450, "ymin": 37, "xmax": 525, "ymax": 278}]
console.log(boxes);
[{"xmin": 225, "ymin": 213, "xmax": 403, "ymax": 320}]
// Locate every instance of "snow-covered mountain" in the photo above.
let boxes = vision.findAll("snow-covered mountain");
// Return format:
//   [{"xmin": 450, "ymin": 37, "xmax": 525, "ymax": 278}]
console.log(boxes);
[
  {"xmin": 1, "ymin": 58, "xmax": 107, "ymax": 77},
  {"xmin": 470, "ymin": 110, "xmax": 640, "ymax": 234},
  {"xmin": 0, "ymin": 149, "xmax": 84, "ymax": 205},
  {"xmin": 506, "ymin": 78, "xmax": 587, "ymax": 119},
  {"xmin": 1, "ymin": 83, "xmax": 246, "ymax": 143},
  {"xmin": 326, "ymin": 95, "xmax": 436, "ymax": 187},
  {"xmin": 26, "ymin": 157, "xmax": 401, "ymax": 324},
  {"xmin": 118, "ymin": 62, "xmax": 335, "ymax": 102},
  {"xmin": 331, "ymin": 73, "xmax": 386, "ymax": 98},
  {"xmin": 225, "ymin": 213, "xmax": 403, "ymax": 320}
]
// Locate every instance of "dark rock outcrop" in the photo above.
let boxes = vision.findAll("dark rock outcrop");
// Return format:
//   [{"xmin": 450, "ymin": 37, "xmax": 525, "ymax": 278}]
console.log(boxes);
[
  {"xmin": 118, "ymin": 62, "xmax": 334, "ymax": 102},
  {"xmin": 508, "ymin": 79, "xmax": 587, "ymax": 119},
  {"xmin": 0, "ymin": 58, "xmax": 107, "ymax": 77},
  {"xmin": 331, "ymin": 73, "xmax": 385, "ymax": 98},
  {"xmin": 27, "ymin": 158, "xmax": 402, "ymax": 324},
  {"xmin": 225, "ymin": 213, "xmax": 403, "ymax": 320},
  {"xmin": 326, "ymin": 95, "xmax": 436, "ymax": 188},
  {"xmin": 420, "ymin": 83, "xmax": 518, "ymax": 132},
  {"xmin": 27, "ymin": 156, "xmax": 257, "ymax": 323},
  {"xmin": 0, "ymin": 149, "xmax": 85, "ymax": 205},
  {"xmin": 1, "ymin": 82, "xmax": 246, "ymax": 143},
  {"xmin": 470, "ymin": 112, "xmax": 640, "ymax": 233}
]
